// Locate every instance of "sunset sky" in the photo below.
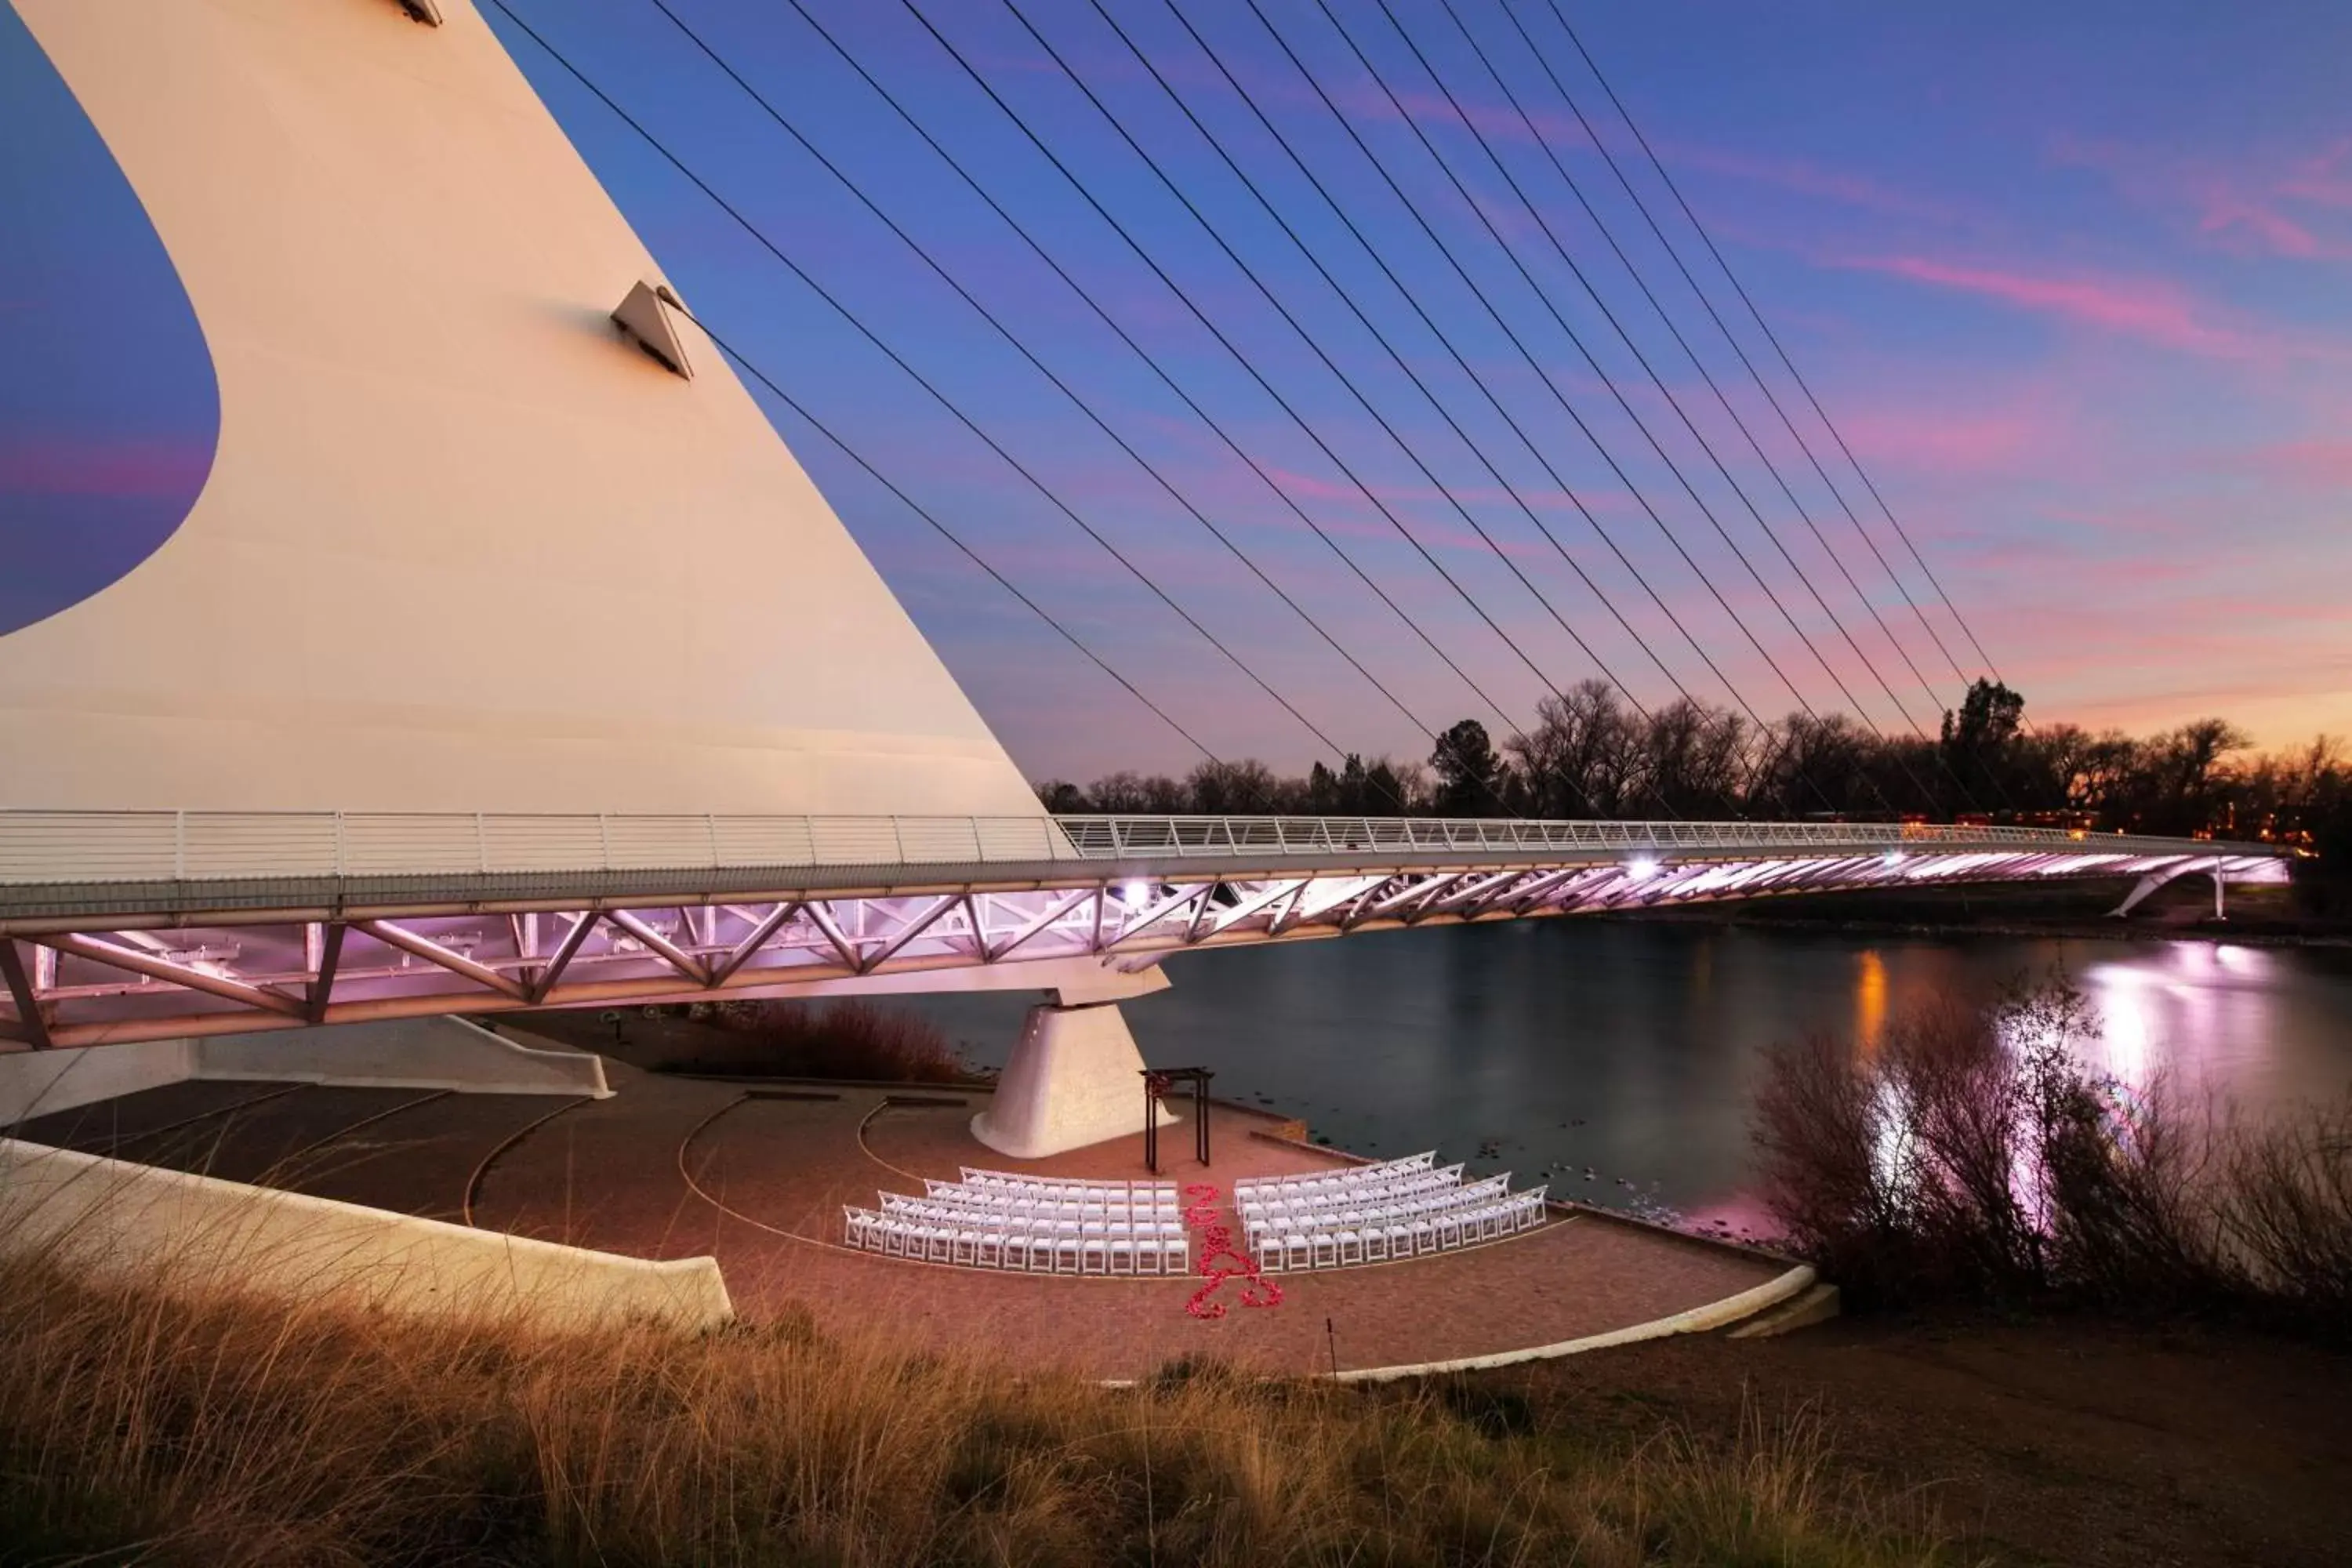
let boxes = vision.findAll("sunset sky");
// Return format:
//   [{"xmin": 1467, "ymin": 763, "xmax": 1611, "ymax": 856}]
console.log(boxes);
[{"xmin": 4, "ymin": 0, "xmax": 2348, "ymax": 784}]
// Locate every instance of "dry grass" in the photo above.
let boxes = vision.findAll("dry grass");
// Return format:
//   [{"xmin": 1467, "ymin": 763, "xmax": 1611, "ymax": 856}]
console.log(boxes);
[
  {"xmin": 1754, "ymin": 978, "xmax": 2352, "ymax": 1332},
  {"xmin": 0, "ymin": 1247, "xmax": 1958, "ymax": 1566},
  {"xmin": 653, "ymin": 999, "xmax": 977, "ymax": 1084}
]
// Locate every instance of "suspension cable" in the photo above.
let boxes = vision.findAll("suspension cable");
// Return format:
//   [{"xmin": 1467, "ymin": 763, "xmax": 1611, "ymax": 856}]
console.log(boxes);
[
  {"xmin": 674, "ymin": 305, "xmax": 1220, "ymax": 768},
  {"xmin": 637, "ymin": 0, "xmax": 1471, "ymax": 779},
  {"xmin": 1300, "ymin": 0, "xmax": 1928, "ymax": 817},
  {"xmin": 1478, "ymin": 0, "xmax": 1959, "ymax": 729},
  {"xmin": 1534, "ymin": 0, "xmax": 2002, "ymax": 695},
  {"xmin": 1127, "ymin": 0, "xmax": 1817, "ymax": 815},
  {"xmin": 1070, "ymin": 1, "xmax": 1738, "ymax": 754},
  {"xmin": 480, "ymin": 0, "xmax": 1355, "ymax": 779},
  {"xmin": 1423, "ymin": 0, "xmax": 1960, "ymax": 750},
  {"xmin": 919, "ymin": 0, "xmax": 1621, "ymax": 731},
  {"xmin": 898, "ymin": 0, "xmax": 1669, "ymax": 813},
  {"xmin": 1214, "ymin": 0, "xmax": 1854, "ymax": 815},
  {"xmin": 1379, "ymin": 0, "xmax": 1981, "ymax": 812},
  {"xmin": 654, "ymin": 0, "xmax": 1558, "ymax": 815}
]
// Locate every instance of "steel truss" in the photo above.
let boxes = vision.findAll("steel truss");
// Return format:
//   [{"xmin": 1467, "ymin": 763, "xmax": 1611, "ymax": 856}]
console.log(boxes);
[{"xmin": 0, "ymin": 811, "xmax": 2291, "ymax": 1049}]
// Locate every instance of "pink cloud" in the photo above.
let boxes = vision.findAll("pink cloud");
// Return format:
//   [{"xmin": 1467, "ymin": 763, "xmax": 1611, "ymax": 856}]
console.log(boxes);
[
  {"xmin": 2051, "ymin": 135, "xmax": 2352, "ymax": 262},
  {"xmin": 2279, "ymin": 138, "xmax": 2352, "ymax": 210},
  {"xmin": 1664, "ymin": 143, "xmax": 1970, "ymax": 228},
  {"xmin": 2232, "ymin": 437, "xmax": 2352, "ymax": 490},
  {"xmin": 0, "ymin": 434, "xmax": 212, "ymax": 500},
  {"xmin": 1835, "ymin": 404, "xmax": 2055, "ymax": 478},
  {"xmin": 1831, "ymin": 251, "xmax": 2289, "ymax": 360}
]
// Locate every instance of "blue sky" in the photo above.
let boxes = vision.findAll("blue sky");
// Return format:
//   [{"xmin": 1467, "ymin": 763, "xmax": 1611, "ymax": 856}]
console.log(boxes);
[{"xmin": 4, "ymin": 0, "xmax": 2349, "ymax": 783}]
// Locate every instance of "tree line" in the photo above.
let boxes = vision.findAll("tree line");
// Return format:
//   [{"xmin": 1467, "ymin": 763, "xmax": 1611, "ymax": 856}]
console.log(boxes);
[{"xmin": 1034, "ymin": 679, "xmax": 2351, "ymax": 858}]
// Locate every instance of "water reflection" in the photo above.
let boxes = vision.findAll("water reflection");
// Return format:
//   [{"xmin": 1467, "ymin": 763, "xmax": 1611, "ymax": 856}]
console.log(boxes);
[
  {"xmin": 902, "ymin": 922, "xmax": 2352, "ymax": 1214},
  {"xmin": 2082, "ymin": 942, "xmax": 2292, "ymax": 1101},
  {"xmin": 1855, "ymin": 949, "xmax": 1888, "ymax": 1054}
]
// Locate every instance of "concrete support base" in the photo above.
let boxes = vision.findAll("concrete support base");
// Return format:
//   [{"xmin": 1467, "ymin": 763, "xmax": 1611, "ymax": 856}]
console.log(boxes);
[
  {"xmin": 971, "ymin": 1001, "xmax": 1174, "ymax": 1160},
  {"xmin": 1, "ymin": 1017, "xmax": 607, "ymax": 1127}
]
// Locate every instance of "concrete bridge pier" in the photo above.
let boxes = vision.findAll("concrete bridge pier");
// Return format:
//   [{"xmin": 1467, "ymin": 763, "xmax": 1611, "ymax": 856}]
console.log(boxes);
[
  {"xmin": 2111, "ymin": 856, "xmax": 2230, "ymax": 920},
  {"xmin": 971, "ymin": 999, "xmax": 1176, "ymax": 1160}
]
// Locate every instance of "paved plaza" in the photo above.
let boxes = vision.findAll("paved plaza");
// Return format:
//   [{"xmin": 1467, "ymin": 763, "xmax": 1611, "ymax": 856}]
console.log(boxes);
[{"xmin": 16, "ymin": 1061, "xmax": 1789, "ymax": 1379}]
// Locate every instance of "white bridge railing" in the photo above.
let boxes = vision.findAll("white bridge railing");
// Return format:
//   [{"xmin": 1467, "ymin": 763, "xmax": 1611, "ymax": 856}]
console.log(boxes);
[{"xmin": 0, "ymin": 810, "xmax": 2250, "ymax": 887}]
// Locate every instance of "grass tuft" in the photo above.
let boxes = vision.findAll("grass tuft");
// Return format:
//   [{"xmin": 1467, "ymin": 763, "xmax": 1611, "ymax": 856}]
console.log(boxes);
[{"xmin": 0, "ymin": 1245, "xmax": 1959, "ymax": 1566}]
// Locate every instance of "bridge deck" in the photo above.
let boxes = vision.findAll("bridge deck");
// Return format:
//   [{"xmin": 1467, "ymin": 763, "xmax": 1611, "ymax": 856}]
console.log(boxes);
[{"xmin": 1, "ymin": 812, "xmax": 2287, "ymax": 1049}]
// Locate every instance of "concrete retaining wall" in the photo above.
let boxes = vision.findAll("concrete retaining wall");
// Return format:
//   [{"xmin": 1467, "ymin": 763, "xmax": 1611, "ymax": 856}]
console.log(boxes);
[
  {"xmin": 194, "ymin": 1017, "xmax": 610, "ymax": 1098},
  {"xmin": 0, "ymin": 1137, "xmax": 731, "ymax": 1331},
  {"xmin": 1330, "ymin": 1265, "xmax": 1817, "ymax": 1382},
  {"xmin": 2, "ymin": 1016, "xmax": 608, "ymax": 1127},
  {"xmin": 0, "ymin": 1039, "xmax": 198, "ymax": 1125}
]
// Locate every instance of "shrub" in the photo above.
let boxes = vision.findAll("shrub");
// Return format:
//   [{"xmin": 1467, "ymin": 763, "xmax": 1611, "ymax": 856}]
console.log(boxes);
[
  {"xmin": 657, "ymin": 998, "xmax": 978, "ymax": 1083},
  {"xmin": 1754, "ymin": 975, "xmax": 2352, "ymax": 1334}
]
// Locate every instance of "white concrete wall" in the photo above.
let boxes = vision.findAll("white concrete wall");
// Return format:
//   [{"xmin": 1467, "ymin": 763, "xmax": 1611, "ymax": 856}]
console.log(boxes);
[
  {"xmin": 0, "ymin": 1039, "xmax": 196, "ymax": 1126},
  {"xmin": 1, "ymin": 1016, "xmax": 608, "ymax": 1127},
  {"xmin": 0, "ymin": 1137, "xmax": 731, "ymax": 1331},
  {"xmin": 195, "ymin": 1017, "xmax": 609, "ymax": 1098}
]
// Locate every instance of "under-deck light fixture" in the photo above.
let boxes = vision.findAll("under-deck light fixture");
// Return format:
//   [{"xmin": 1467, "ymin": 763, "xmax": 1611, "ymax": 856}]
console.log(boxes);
[
  {"xmin": 1121, "ymin": 880, "xmax": 1151, "ymax": 906},
  {"xmin": 1882, "ymin": 850, "xmax": 1905, "ymax": 868},
  {"xmin": 1624, "ymin": 856, "xmax": 1660, "ymax": 881}
]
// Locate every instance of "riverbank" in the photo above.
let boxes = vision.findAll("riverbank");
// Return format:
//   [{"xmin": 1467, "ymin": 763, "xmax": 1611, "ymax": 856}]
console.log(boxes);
[{"xmin": 1499, "ymin": 1309, "xmax": 2352, "ymax": 1568}]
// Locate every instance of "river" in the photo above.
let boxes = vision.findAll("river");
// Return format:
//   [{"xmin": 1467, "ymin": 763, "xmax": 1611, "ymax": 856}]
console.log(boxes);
[{"xmin": 902, "ymin": 920, "xmax": 2352, "ymax": 1226}]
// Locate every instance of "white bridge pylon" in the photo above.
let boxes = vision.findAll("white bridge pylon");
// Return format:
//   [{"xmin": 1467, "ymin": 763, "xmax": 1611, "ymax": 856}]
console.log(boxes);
[{"xmin": 0, "ymin": 811, "xmax": 2288, "ymax": 1051}]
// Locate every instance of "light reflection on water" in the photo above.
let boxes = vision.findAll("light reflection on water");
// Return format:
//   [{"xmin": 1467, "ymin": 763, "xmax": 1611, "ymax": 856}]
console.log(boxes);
[
  {"xmin": 2082, "ymin": 943, "xmax": 2294, "ymax": 1100},
  {"xmin": 1856, "ymin": 949, "xmax": 1889, "ymax": 1054},
  {"xmin": 902, "ymin": 921, "xmax": 2352, "ymax": 1215}
]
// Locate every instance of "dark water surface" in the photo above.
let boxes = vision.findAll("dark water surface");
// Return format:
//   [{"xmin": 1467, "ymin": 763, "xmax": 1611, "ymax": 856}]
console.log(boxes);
[{"xmin": 902, "ymin": 921, "xmax": 2352, "ymax": 1221}]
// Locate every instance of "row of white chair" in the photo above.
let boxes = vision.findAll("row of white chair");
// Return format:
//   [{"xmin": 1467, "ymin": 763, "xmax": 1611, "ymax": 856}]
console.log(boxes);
[
  {"xmin": 905, "ymin": 1197, "xmax": 1178, "ymax": 1225},
  {"xmin": 1234, "ymin": 1152, "xmax": 1436, "ymax": 1201},
  {"xmin": 843, "ymin": 1207, "xmax": 1192, "ymax": 1274},
  {"xmin": 921, "ymin": 1180, "xmax": 1180, "ymax": 1221},
  {"xmin": 960, "ymin": 1168, "xmax": 1179, "ymax": 1201},
  {"xmin": 1250, "ymin": 1190, "xmax": 1548, "ymax": 1271},
  {"xmin": 883, "ymin": 1197, "xmax": 1188, "ymax": 1240},
  {"xmin": 1236, "ymin": 1166, "xmax": 1466, "ymax": 1218},
  {"xmin": 1240, "ymin": 1173, "xmax": 1511, "ymax": 1236}
]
